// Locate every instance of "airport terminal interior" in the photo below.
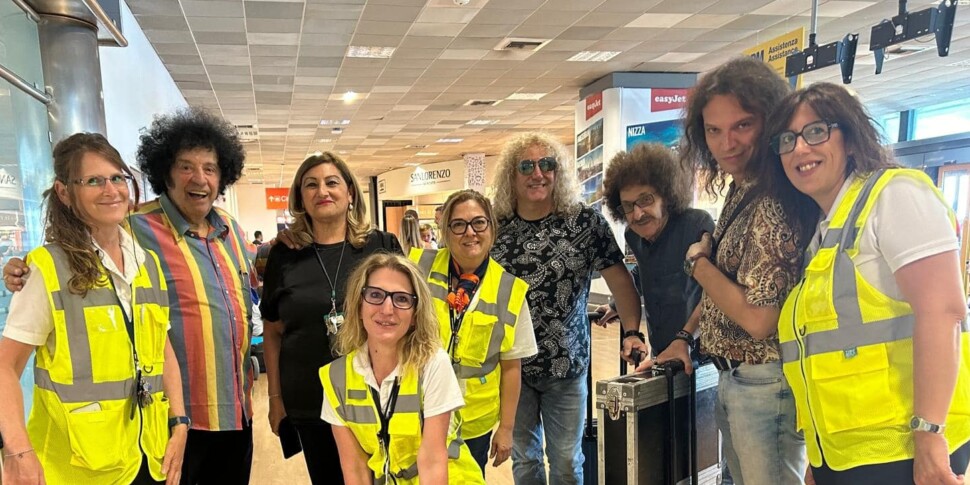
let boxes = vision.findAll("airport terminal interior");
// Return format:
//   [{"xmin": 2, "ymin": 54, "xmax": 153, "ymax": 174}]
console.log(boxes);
[{"xmin": 3, "ymin": 0, "xmax": 970, "ymax": 484}]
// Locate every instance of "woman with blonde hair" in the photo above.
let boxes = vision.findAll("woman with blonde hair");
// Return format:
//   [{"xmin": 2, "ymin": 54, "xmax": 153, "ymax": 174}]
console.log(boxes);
[
  {"xmin": 0, "ymin": 133, "xmax": 186, "ymax": 485},
  {"xmin": 399, "ymin": 215, "xmax": 422, "ymax": 255},
  {"xmin": 320, "ymin": 253, "xmax": 484, "ymax": 484},
  {"xmin": 261, "ymin": 152, "xmax": 401, "ymax": 484}
]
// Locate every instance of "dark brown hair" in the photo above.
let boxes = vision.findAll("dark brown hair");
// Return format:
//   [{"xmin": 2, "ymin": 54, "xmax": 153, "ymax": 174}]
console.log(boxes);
[
  {"xmin": 680, "ymin": 56, "xmax": 791, "ymax": 196},
  {"xmin": 441, "ymin": 189, "xmax": 498, "ymax": 250},
  {"xmin": 287, "ymin": 152, "xmax": 372, "ymax": 248},
  {"xmin": 45, "ymin": 133, "xmax": 138, "ymax": 295},
  {"xmin": 602, "ymin": 143, "xmax": 693, "ymax": 222}
]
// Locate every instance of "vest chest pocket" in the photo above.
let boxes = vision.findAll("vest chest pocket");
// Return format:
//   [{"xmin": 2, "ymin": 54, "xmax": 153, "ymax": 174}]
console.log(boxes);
[
  {"xmin": 387, "ymin": 414, "xmax": 421, "ymax": 475},
  {"xmin": 83, "ymin": 307, "xmax": 133, "ymax": 382},
  {"xmin": 457, "ymin": 313, "xmax": 498, "ymax": 365},
  {"xmin": 137, "ymin": 305, "xmax": 169, "ymax": 367},
  {"xmin": 810, "ymin": 344, "xmax": 897, "ymax": 433},
  {"xmin": 800, "ymin": 247, "xmax": 840, "ymax": 331},
  {"xmin": 65, "ymin": 404, "xmax": 131, "ymax": 471}
]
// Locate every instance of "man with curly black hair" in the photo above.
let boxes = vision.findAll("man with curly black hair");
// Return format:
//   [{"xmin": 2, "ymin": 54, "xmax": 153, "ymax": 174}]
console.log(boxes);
[{"xmin": 3, "ymin": 106, "xmax": 256, "ymax": 485}]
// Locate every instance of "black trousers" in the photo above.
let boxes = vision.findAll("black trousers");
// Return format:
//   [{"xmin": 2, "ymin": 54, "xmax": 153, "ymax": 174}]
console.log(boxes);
[
  {"xmin": 179, "ymin": 424, "xmax": 254, "ymax": 485},
  {"xmin": 293, "ymin": 421, "xmax": 344, "ymax": 485},
  {"xmin": 465, "ymin": 431, "xmax": 492, "ymax": 474},
  {"xmin": 813, "ymin": 440, "xmax": 970, "ymax": 485},
  {"xmin": 131, "ymin": 456, "xmax": 164, "ymax": 485}
]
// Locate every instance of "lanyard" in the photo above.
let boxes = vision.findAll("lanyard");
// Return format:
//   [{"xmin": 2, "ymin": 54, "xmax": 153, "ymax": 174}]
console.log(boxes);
[
  {"xmin": 105, "ymin": 272, "xmax": 151, "ymax": 419},
  {"xmin": 314, "ymin": 242, "xmax": 347, "ymax": 334},
  {"xmin": 370, "ymin": 377, "xmax": 401, "ymax": 481}
]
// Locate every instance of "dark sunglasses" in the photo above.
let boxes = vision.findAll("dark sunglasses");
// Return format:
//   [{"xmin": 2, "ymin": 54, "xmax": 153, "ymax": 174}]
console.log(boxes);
[
  {"xmin": 616, "ymin": 193, "xmax": 656, "ymax": 215},
  {"xmin": 517, "ymin": 157, "xmax": 558, "ymax": 175}
]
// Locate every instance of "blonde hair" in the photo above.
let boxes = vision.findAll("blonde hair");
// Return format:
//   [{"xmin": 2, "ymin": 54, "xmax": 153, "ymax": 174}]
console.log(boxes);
[
  {"xmin": 335, "ymin": 253, "xmax": 441, "ymax": 372},
  {"xmin": 399, "ymin": 215, "xmax": 421, "ymax": 254},
  {"xmin": 492, "ymin": 132, "xmax": 581, "ymax": 220},
  {"xmin": 287, "ymin": 153, "xmax": 372, "ymax": 248},
  {"xmin": 441, "ymin": 189, "xmax": 498, "ymax": 251}
]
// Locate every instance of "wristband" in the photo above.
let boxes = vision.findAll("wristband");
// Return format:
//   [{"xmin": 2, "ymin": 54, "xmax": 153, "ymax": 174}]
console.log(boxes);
[
  {"xmin": 623, "ymin": 329, "xmax": 645, "ymax": 342},
  {"xmin": 673, "ymin": 330, "xmax": 695, "ymax": 346}
]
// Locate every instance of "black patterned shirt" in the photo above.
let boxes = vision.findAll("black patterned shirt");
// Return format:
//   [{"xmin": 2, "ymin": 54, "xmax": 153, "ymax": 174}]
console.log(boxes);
[{"xmin": 491, "ymin": 205, "xmax": 625, "ymax": 379}]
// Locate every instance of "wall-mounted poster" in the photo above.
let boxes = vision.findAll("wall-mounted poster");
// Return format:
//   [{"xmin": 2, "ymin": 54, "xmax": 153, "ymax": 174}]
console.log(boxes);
[
  {"xmin": 576, "ymin": 119, "xmax": 604, "ymax": 207},
  {"xmin": 626, "ymin": 119, "xmax": 683, "ymax": 151}
]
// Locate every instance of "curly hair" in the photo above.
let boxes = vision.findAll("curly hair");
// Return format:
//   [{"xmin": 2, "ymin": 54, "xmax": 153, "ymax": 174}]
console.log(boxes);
[
  {"xmin": 603, "ymin": 143, "xmax": 693, "ymax": 223},
  {"xmin": 441, "ymin": 189, "xmax": 498, "ymax": 251},
  {"xmin": 681, "ymin": 56, "xmax": 791, "ymax": 197},
  {"xmin": 335, "ymin": 253, "xmax": 441, "ymax": 373},
  {"xmin": 491, "ymin": 132, "xmax": 580, "ymax": 220},
  {"xmin": 45, "ymin": 133, "xmax": 139, "ymax": 296},
  {"xmin": 287, "ymin": 152, "xmax": 373, "ymax": 248},
  {"xmin": 136, "ymin": 106, "xmax": 245, "ymax": 197}
]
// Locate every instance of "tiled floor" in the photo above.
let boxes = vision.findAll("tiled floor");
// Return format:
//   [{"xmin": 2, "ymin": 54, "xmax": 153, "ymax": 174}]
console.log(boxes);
[{"xmin": 251, "ymin": 322, "xmax": 626, "ymax": 485}]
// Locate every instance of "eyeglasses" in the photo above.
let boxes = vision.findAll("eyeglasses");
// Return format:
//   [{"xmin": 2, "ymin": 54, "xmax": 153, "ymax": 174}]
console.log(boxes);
[
  {"xmin": 361, "ymin": 286, "xmax": 418, "ymax": 310},
  {"xmin": 771, "ymin": 121, "xmax": 840, "ymax": 155},
  {"xmin": 448, "ymin": 216, "xmax": 490, "ymax": 235},
  {"xmin": 517, "ymin": 157, "xmax": 558, "ymax": 175},
  {"xmin": 616, "ymin": 193, "xmax": 656, "ymax": 215},
  {"xmin": 73, "ymin": 174, "xmax": 133, "ymax": 189}
]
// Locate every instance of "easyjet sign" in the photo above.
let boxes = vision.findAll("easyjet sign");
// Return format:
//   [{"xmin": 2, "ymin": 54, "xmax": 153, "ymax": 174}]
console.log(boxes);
[
  {"xmin": 585, "ymin": 92, "xmax": 603, "ymax": 120},
  {"xmin": 651, "ymin": 89, "xmax": 688, "ymax": 112}
]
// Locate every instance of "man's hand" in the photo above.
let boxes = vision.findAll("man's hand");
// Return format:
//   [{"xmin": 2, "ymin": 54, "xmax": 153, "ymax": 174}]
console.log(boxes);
[
  {"xmin": 489, "ymin": 426, "xmax": 513, "ymax": 467},
  {"xmin": 635, "ymin": 339, "xmax": 693, "ymax": 375},
  {"xmin": 805, "ymin": 464, "xmax": 815, "ymax": 485},
  {"xmin": 3, "ymin": 257, "xmax": 28, "ymax": 292},
  {"xmin": 162, "ymin": 425, "xmax": 188, "ymax": 485},
  {"xmin": 914, "ymin": 432, "xmax": 965, "ymax": 485},
  {"xmin": 686, "ymin": 232, "xmax": 713, "ymax": 262},
  {"xmin": 592, "ymin": 304, "xmax": 619, "ymax": 327},
  {"xmin": 621, "ymin": 335, "xmax": 650, "ymax": 366}
]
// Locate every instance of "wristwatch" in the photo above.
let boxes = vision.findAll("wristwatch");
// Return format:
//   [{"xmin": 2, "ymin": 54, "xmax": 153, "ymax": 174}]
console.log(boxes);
[
  {"xmin": 622, "ymin": 329, "xmax": 646, "ymax": 343},
  {"xmin": 684, "ymin": 254, "xmax": 708, "ymax": 277},
  {"xmin": 168, "ymin": 416, "xmax": 191, "ymax": 430},
  {"xmin": 910, "ymin": 416, "xmax": 946, "ymax": 434}
]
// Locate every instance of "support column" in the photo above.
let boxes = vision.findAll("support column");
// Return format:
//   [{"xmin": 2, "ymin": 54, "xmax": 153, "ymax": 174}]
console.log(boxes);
[
  {"xmin": 26, "ymin": 0, "xmax": 106, "ymax": 143},
  {"xmin": 463, "ymin": 152, "xmax": 486, "ymax": 193}
]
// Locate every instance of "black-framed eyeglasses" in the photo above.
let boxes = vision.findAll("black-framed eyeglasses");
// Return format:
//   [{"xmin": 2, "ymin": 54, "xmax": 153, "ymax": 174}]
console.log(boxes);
[
  {"xmin": 448, "ymin": 216, "xmax": 490, "ymax": 235},
  {"xmin": 616, "ymin": 193, "xmax": 657, "ymax": 215},
  {"xmin": 771, "ymin": 121, "xmax": 840, "ymax": 155},
  {"xmin": 517, "ymin": 157, "xmax": 558, "ymax": 175},
  {"xmin": 73, "ymin": 174, "xmax": 133, "ymax": 189},
  {"xmin": 361, "ymin": 286, "xmax": 418, "ymax": 310}
]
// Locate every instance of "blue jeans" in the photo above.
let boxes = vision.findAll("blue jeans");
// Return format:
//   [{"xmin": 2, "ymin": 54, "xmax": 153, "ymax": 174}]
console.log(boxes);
[
  {"xmin": 512, "ymin": 372, "xmax": 586, "ymax": 485},
  {"xmin": 715, "ymin": 361, "xmax": 806, "ymax": 485}
]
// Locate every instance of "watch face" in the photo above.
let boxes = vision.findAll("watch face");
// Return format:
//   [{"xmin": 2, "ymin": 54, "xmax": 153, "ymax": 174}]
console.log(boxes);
[
  {"xmin": 683, "ymin": 258, "xmax": 693, "ymax": 276},
  {"xmin": 910, "ymin": 416, "xmax": 920, "ymax": 429}
]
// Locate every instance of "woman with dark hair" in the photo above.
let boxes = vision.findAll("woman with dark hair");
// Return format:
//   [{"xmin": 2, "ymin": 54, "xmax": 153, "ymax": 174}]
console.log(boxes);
[
  {"xmin": 769, "ymin": 82, "xmax": 970, "ymax": 485},
  {"xmin": 260, "ymin": 152, "xmax": 401, "ymax": 484},
  {"xmin": 408, "ymin": 189, "xmax": 536, "ymax": 474},
  {"xmin": 0, "ymin": 133, "xmax": 187, "ymax": 485},
  {"xmin": 598, "ymin": 143, "xmax": 714, "ymax": 364}
]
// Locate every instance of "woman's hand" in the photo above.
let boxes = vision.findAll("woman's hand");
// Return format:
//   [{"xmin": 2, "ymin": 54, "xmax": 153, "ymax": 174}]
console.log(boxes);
[
  {"xmin": 1, "ymin": 450, "xmax": 46, "ymax": 485},
  {"xmin": 804, "ymin": 464, "xmax": 815, "ymax": 485},
  {"xmin": 489, "ymin": 426, "xmax": 513, "ymax": 467},
  {"xmin": 914, "ymin": 432, "xmax": 965, "ymax": 485},
  {"xmin": 268, "ymin": 397, "xmax": 286, "ymax": 436},
  {"xmin": 163, "ymin": 425, "xmax": 188, "ymax": 485}
]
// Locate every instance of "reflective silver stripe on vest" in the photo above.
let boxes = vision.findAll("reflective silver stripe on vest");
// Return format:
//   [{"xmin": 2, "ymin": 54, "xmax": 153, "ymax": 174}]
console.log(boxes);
[
  {"xmin": 377, "ymin": 435, "xmax": 463, "ymax": 484},
  {"xmin": 329, "ymin": 356, "xmax": 423, "ymax": 424},
  {"xmin": 783, "ymin": 170, "xmax": 969, "ymax": 363},
  {"xmin": 37, "ymin": 245, "xmax": 164, "ymax": 398},
  {"xmin": 416, "ymin": 249, "xmax": 438, "ymax": 274}
]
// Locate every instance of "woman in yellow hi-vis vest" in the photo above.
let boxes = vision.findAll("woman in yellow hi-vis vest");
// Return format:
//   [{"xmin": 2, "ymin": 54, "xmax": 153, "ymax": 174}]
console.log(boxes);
[
  {"xmin": 320, "ymin": 253, "xmax": 484, "ymax": 484},
  {"xmin": 0, "ymin": 133, "xmax": 187, "ymax": 485},
  {"xmin": 408, "ymin": 189, "xmax": 536, "ymax": 474},
  {"xmin": 766, "ymin": 83, "xmax": 970, "ymax": 485}
]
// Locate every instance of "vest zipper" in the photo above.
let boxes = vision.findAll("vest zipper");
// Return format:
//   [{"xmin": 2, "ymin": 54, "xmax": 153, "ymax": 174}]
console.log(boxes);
[{"xmin": 792, "ymin": 279, "xmax": 825, "ymax": 462}]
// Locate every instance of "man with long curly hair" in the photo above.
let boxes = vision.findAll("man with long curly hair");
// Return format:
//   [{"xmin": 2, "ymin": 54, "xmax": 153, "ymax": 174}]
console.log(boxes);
[
  {"xmin": 4, "ymin": 107, "xmax": 256, "ymax": 484},
  {"xmin": 490, "ymin": 132, "xmax": 646, "ymax": 485}
]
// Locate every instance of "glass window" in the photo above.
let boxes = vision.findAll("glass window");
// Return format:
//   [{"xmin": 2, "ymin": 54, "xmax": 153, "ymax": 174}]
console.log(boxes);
[
  {"xmin": 877, "ymin": 112, "xmax": 900, "ymax": 144},
  {"xmin": 1, "ymin": 1, "xmax": 55, "ymax": 414},
  {"xmin": 913, "ymin": 99, "xmax": 970, "ymax": 140}
]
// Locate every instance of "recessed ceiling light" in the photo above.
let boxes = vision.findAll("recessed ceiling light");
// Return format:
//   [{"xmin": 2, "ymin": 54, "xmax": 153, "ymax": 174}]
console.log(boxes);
[
  {"xmin": 416, "ymin": 152, "xmax": 438, "ymax": 156},
  {"xmin": 312, "ymin": 151, "xmax": 323, "ymax": 156},
  {"xmin": 343, "ymin": 91, "xmax": 357, "ymax": 103},
  {"xmin": 568, "ymin": 51, "xmax": 621, "ymax": 62},
  {"xmin": 466, "ymin": 119, "xmax": 498, "ymax": 125},
  {"xmin": 318, "ymin": 138, "xmax": 332, "ymax": 143},
  {"xmin": 320, "ymin": 119, "xmax": 351, "ymax": 125},
  {"xmin": 404, "ymin": 162, "xmax": 422, "ymax": 166},
  {"xmin": 406, "ymin": 144, "xmax": 428, "ymax": 149},
  {"xmin": 436, "ymin": 138, "xmax": 463, "ymax": 143},
  {"xmin": 347, "ymin": 46, "xmax": 396, "ymax": 59},
  {"xmin": 338, "ymin": 150, "xmax": 348, "ymax": 154},
  {"xmin": 506, "ymin": 92, "xmax": 547, "ymax": 101}
]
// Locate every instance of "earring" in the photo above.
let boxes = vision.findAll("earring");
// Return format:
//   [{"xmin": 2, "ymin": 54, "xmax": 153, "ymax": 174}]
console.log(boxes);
[{"xmin": 349, "ymin": 202, "xmax": 354, "ymax": 211}]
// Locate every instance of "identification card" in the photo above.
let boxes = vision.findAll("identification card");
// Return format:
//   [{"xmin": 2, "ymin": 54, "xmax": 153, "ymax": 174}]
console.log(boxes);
[{"xmin": 326, "ymin": 311, "xmax": 344, "ymax": 335}]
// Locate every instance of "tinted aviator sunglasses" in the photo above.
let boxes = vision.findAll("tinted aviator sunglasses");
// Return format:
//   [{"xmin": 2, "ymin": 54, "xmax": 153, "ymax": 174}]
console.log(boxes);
[{"xmin": 517, "ymin": 157, "xmax": 558, "ymax": 175}]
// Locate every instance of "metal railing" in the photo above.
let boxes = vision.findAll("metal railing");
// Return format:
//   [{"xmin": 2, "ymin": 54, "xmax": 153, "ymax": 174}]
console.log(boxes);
[
  {"xmin": 10, "ymin": 0, "xmax": 40, "ymax": 22},
  {"xmin": 79, "ymin": 0, "xmax": 128, "ymax": 47},
  {"xmin": 0, "ymin": 62, "xmax": 51, "ymax": 104}
]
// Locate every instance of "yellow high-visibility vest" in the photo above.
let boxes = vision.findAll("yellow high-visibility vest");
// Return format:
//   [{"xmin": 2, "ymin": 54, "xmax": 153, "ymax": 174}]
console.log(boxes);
[
  {"xmin": 26, "ymin": 244, "xmax": 171, "ymax": 484},
  {"xmin": 779, "ymin": 169, "xmax": 970, "ymax": 470},
  {"xmin": 319, "ymin": 350, "xmax": 484, "ymax": 484},
  {"xmin": 409, "ymin": 248, "xmax": 529, "ymax": 439}
]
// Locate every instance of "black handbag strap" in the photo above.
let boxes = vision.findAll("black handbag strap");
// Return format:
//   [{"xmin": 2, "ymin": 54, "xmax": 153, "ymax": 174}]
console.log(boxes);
[{"xmin": 711, "ymin": 186, "xmax": 759, "ymax": 280}]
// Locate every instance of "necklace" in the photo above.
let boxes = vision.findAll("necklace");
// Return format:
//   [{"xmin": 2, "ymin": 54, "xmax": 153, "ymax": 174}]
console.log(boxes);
[{"xmin": 313, "ymin": 240, "xmax": 347, "ymax": 335}]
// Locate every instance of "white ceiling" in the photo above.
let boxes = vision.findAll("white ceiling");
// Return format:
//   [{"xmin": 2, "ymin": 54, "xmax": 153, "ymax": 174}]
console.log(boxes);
[{"xmin": 124, "ymin": 0, "xmax": 970, "ymax": 183}]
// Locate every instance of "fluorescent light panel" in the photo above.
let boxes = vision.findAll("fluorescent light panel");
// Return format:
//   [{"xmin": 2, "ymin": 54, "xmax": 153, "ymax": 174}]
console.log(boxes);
[
  {"xmin": 436, "ymin": 138, "xmax": 463, "ymax": 143},
  {"xmin": 506, "ymin": 92, "xmax": 547, "ymax": 101},
  {"xmin": 346, "ymin": 46, "xmax": 396, "ymax": 58},
  {"xmin": 568, "ymin": 51, "xmax": 621, "ymax": 62},
  {"xmin": 320, "ymin": 119, "xmax": 351, "ymax": 125},
  {"xmin": 466, "ymin": 119, "xmax": 498, "ymax": 125},
  {"xmin": 416, "ymin": 152, "xmax": 438, "ymax": 156}
]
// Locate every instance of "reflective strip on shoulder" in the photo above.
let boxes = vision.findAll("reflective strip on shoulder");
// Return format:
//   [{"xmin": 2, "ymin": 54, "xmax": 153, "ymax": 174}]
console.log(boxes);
[{"xmin": 416, "ymin": 249, "xmax": 438, "ymax": 274}]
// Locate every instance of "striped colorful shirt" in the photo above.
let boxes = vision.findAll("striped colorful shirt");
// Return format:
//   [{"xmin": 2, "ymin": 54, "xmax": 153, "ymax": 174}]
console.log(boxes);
[{"xmin": 131, "ymin": 194, "xmax": 255, "ymax": 431}]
